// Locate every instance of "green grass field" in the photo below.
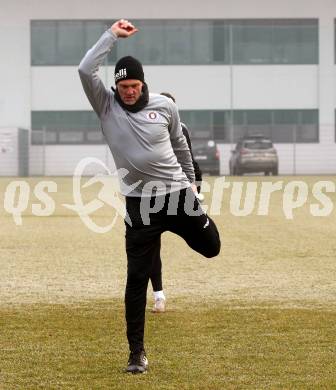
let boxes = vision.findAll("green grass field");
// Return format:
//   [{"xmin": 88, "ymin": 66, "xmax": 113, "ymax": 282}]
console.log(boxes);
[{"xmin": 1, "ymin": 176, "xmax": 336, "ymax": 389}]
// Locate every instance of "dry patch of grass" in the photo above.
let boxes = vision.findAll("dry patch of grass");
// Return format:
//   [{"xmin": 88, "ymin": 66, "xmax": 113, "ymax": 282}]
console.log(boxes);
[
  {"xmin": 1, "ymin": 176, "xmax": 336, "ymax": 307},
  {"xmin": 1, "ymin": 300, "xmax": 336, "ymax": 389},
  {"xmin": 1, "ymin": 176, "xmax": 336, "ymax": 388}
]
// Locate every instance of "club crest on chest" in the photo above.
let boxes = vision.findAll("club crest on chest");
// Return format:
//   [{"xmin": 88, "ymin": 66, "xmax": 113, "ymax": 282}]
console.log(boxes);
[{"xmin": 146, "ymin": 111, "xmax": 159, "ymax": 121}]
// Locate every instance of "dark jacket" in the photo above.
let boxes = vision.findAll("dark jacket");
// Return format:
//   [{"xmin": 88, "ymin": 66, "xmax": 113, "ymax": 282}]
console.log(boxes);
[{"xmin": 181, "ymin": 123, "xmax": 203, "ymax": 193}]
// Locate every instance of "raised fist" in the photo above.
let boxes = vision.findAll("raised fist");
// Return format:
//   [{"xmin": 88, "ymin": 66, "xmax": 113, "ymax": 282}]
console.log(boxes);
[{"xmin": 111, "ymin": 19, "xmax": 138, "ymax": 38}]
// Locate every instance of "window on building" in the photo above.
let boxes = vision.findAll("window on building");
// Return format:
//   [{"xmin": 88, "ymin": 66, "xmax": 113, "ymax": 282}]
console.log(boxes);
[
  {"xmin": 224, "ymin": 109, "xmax": 319, "ymax": 143},
  {"xmin": 31, "ymin": 111, "xmax": 101, "ymax": 144},
  {"xmin": 239, "ymin": 110, "xmax": 272, "ymax": 138},
  {"xmin": 272, "ymin": 110, "xmax": 298, "ymax": 142},
  {"xmin": 233, "ymin": 22, "xmax": 273, "ymax": 64},
  {"xmin": 212, "ymin": 21, "xmax": 230, "ymax": 63},
  {"xmin": 57, "ymin": 21, "xmax": 86, "ymax": 66},
  {"xmin": 31, "ymin": 20, "xmax": 114, "ymax": 66},
  {"xmin": 180, "ymin": 109, "xmax": 318, "ymax": 143},
  {"xmin": 298, "ymin": 110, "xmax": 319, "ymax": 142},
  {"xmin": 180, "ymin": 111, "xmax": 213, "ymax": 139},
  {"xmin": 31, "ymin": 19, "xmax": 318, "ymax": 66},
  {"xmin": 31, "ymin": 21, "xmax": 58, "ymax": 66},
  {"xmin": 232, "ymin": 19, "xmax": 318, "ymax": 64},
  {"xmin": 31, "ymin": 109, "xmax": 318, "ymax": 145}
]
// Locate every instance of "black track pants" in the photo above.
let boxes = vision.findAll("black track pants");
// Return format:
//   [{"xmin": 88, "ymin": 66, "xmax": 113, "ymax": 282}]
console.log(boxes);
[{"xmin": 124, "ymin": 187, "xmax": 221, "ymax": 353}]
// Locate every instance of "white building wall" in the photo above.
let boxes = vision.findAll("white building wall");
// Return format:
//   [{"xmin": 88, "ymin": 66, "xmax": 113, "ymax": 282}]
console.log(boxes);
[
  {"xmin": 32, "ymin": 66, "xmax": 319, "ymax": 111},
  {"xmin": 318, "ymin": 15, "xmax": 335, "ymax": 145},
  {"xmin": 0, "ymin": 12, "xmax": 31, "ymax": 128},
  {"xmin": 30, "ymin": 145, "xmax": 116, "ymax": 176},
  {"xmin": 1, "ymin": 0, "xmax": 336, "ymax": 175},
  {"xmin": 0, "ymin": 128, "xmax": 19, "ymax": 176}
]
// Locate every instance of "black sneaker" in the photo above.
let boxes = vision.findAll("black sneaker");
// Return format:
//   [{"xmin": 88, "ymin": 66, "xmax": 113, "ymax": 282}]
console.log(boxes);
[{"xmin": 125, "ymin": 350, "xmax": 148, "ymax": 374}]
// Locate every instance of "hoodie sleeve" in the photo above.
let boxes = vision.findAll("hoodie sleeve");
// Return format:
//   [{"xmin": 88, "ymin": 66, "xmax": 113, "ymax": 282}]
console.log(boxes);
[
  {"xmin": 167, "ymin": 100, "xmax": 195, "ymax": 183},
  {"xmin": 78, "ymin": 30, "xmax": 117, "ymax": 117}
]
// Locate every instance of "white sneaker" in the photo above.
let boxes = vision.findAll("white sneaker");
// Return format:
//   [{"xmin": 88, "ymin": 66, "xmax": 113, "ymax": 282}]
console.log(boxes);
[{"xmin": 152, "ymin": 298, "xmax": 166, "ymax": 313}]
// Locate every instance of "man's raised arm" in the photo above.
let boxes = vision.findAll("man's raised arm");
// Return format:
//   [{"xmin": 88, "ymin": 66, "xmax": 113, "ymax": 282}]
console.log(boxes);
[{"xmin": 78, "ymin": 19, "xmax": 138, "ymax": 117}]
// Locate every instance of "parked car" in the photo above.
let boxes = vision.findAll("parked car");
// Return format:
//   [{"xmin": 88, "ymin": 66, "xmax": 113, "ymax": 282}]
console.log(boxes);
[
  {"xmin": 229, "ymin": 135, "xmax": 278, "ymax": 175},
  {"xmin": 192, "ymin": 140, "xmax": 220, "ymax": 175}
]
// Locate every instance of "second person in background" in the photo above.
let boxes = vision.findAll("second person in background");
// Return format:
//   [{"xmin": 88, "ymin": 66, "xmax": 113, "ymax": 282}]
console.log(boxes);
[{"xmin": 149, "ymin": 92, "xmax": 203, "ymax": 313}]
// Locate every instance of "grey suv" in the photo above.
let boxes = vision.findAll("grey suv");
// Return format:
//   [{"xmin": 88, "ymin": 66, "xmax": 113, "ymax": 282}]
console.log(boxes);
[{"xmin": 229, "ymin": 136, "xmax": 278, "ymax": 176}]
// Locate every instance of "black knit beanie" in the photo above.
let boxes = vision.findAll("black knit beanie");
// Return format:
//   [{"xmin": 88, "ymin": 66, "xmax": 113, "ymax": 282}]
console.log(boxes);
[{"xmin": 114, "ymin": 56, "xmax": 145, "ymax": 84}]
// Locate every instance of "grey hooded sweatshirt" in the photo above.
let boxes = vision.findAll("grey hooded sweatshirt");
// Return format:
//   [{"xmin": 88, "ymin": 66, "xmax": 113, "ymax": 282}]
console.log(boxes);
[{"xmin": 78, "ymin": 29, "xmax": 195, "ymax": 197}]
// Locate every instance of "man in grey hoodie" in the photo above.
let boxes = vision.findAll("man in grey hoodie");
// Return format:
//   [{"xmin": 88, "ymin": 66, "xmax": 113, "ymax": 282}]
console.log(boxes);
[{"xmin": 79, "ymin": 18, "xmax": 220, "ymax": 374}]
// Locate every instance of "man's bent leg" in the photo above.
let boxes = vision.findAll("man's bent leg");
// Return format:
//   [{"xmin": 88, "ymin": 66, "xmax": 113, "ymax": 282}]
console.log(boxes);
[
  {"xmin": 170, "ymin": 213, "xmax": 220, "ymax": 258},
  {"xmin": 167, "ymin": 189, "xmax": 221, "ymax": 258}
]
